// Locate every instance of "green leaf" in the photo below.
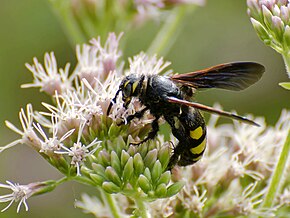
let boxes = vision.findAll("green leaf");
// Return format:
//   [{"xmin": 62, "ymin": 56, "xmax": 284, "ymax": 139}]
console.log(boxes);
[{"xmin": 279, "ymin": 82, "xmax": 290, "ymax": 90}]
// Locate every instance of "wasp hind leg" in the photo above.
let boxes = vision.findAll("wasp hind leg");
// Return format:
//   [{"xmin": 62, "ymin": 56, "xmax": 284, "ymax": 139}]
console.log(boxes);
[{"xmin": 130, "ymin": 116, "xmax": 160, "ymax": 146}]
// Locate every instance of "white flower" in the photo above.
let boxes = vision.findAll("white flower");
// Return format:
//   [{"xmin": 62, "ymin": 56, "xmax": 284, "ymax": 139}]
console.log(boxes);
[
  {"xmin": 74, "ymin": 33, "xmax": 123, "ymax": 85},
  {"xmin": 22, "ymin": 52, "xmax": 72, "ymax": 95},
  {"xmin": 126, "ymin": 52, "xmax": 172, "ymax": 76},
  {"xmin": 0, "ymin": 181, "xmax": 33, "ymax": 213},
  {"xmin": 33, "ymin": 116, "xmax": 75, "ymax": 154},
  {"xmin": 233, "ymin": 182, "xmax": 275, "ymax": 217},
  {"xmin": 55, "ymin": 122, "xmax": 101, "ymax": 176},
  {"xmin": 1, "ymin": 104, "xmax": 40, "ymax": 153}
]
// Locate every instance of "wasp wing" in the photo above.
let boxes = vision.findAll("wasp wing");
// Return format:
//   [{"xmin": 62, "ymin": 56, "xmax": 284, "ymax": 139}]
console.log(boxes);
[
  {"xmin": 170, "ymin": 62, "xmax": 265, "ymax": 91},
  {"xmin": 167, "ymin": 96, "xmax": 259, "ymax": 126}
]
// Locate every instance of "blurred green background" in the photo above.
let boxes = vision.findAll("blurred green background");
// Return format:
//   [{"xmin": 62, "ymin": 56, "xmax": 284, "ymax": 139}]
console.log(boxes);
[{"xmin": 0, "ymin": 0, "xmax": 289, "ymax": 217}]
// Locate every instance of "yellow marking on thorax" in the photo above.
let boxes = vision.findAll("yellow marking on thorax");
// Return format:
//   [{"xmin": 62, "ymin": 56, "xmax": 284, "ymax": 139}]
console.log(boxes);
[
  {"xmin": 124, "ymin": 80, "xmax": 130, "ymax": 87},
  {"xmin": 190, "ymin": 126, "xmax": 203, "ymax": 140},
  {"xmin": 190, "ymin": 137, "xmax": 206, "ymax": 156}
]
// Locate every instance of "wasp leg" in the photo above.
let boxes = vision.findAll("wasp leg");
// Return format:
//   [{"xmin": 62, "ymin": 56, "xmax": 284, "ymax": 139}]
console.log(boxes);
[
  {"xmin": 130, "ymin": 116, "xmax": 160, "ymax": 146},
  {"xmin": 164, "ymin": 116, "xmax": 186, "ymax": 170},
  {"xmin": 117, "ymin": 107, "xmax": 149, "ymax": 126}
]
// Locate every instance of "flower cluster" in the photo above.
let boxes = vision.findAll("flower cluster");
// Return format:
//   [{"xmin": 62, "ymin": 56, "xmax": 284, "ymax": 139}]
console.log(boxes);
[
  {"xmin": 247, "ymin": 0, "xmax": 290, "ymax": 80},
  {"xmin": 0, "ymin": 33, "xmax": 183, "ymax": 214}
]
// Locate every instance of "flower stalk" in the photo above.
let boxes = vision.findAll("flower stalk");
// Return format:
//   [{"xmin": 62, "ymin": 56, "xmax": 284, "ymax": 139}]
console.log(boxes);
[
  {"xmin": 147, "ymin": 5, "xmax": 196, "ymax": 56},
  {"xmin": 263, "ymin": 129, "xmax": 290, "ymax": 208}
]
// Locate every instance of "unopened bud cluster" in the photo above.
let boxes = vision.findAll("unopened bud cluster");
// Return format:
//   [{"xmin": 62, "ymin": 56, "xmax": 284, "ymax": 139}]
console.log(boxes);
[{"xmin": 247, "ymin": 1, "xmax": 290, "ymax": 55}]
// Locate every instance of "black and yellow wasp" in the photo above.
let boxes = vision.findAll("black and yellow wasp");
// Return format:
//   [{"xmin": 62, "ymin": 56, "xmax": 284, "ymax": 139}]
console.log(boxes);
[{"xmin": 107, "ymin": 62, "xmax": 265, "ymax": 169}]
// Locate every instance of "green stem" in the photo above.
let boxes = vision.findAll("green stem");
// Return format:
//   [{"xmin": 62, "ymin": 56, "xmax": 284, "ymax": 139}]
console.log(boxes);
[
  {"xmin": 48, "ymin": 0, "xmax": 86, "ymax": 45},
  {"xmin": 262, "ymin": 129, "xmax": 290, "ymax": 208},
  {"xmin": 282, "ymin": 52, "xmax": 290, "ymax": 78},
  {"xmin": 134, "ymin": 198, "xmax": 150, "ymax": 218},
  {"xmin": 147, "ymin": 5, "xmax": 197, "ymax": 57},
  {"xmin": 101, "ymin": 191, "xmax": 122, "ymax": 218}
]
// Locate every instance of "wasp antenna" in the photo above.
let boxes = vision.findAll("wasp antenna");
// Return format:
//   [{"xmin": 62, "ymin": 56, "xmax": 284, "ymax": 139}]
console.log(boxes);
[{"xmin": 107, "ymin": 89, "xmax": 121, "ymax": 116}]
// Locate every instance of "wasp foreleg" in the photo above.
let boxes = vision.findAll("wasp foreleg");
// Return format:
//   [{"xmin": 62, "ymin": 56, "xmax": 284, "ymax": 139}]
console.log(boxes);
[
  {"xmin": 130, "ymin": 116, "xmax": 160, "ymax": 146},
  {"xmin": 117, "ymin": 107, "xmax": 149, "ymax": 126}
]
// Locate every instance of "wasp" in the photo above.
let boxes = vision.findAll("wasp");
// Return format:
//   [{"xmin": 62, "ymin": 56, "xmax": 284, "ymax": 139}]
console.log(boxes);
[{"xmin": 107, "ymin": 62, "xmax": 265, "ymax": 169}]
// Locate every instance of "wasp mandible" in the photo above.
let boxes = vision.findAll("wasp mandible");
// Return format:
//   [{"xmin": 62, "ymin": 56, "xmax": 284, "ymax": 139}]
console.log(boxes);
[{"xmin": 107, "ymin": 62, "xmax": 265, "ymax": 169}]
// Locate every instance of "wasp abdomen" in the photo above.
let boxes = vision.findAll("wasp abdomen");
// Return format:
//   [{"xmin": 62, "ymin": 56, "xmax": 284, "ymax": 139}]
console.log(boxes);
[{"xmin": 167, "ymin": 110, "xmax": 207, "ymax": 168}]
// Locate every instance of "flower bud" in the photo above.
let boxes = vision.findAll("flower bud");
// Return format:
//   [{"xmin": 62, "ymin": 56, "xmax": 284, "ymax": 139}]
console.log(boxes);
[
  {"xmin": 122, "ymin": 157, "xmax": 134, "ymax": 182},
  {"xmin": 144, "ymin": 149, "xmax": 158, "ymax": 169},
  {"xmin": 138, "ymin": 174, "xmax": 151, "ymax": 193},
  {"xmin": 151, "ymin": 160, "xmax": 162, "ymax": 183},
  {"xmin": 133, "ymin": 153, "xmax": 144, "ymax": 175},
  {"xmin": 166, "ymin": 181, "xmax": 185, "ymax": 197},
  {"xmin": 110, "ymin": 151, "xmax": 121, "ymax": 176},
  {"xmin": 105, "ymin": 166, "xmax": 122, "ymax": 187},
  {"xmin": 155, "ymin": 183, "xmax": 167, "ymax": 197},
  {"xmin": 121, "ymin": 150, "xmax": 131, "ymax": 168},
  {"xmin": 102, "ymin": 181, "xmax": 121, "ymax": 193}
]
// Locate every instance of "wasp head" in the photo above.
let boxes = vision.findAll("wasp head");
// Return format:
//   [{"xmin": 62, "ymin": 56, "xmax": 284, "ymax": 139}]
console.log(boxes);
[
  {"xmin": 107, "ymin": 74, "xmax": 143, "ymax": 115},
  {"xmin": 119, "ymin": 74, "xmax": 143, "ymax": 108}
]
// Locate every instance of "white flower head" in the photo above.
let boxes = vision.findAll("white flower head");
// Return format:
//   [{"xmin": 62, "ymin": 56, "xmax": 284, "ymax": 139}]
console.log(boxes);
[
  {"xmin": 233, "ymin": 182, "xmax": 275, "ymax": 217},
  {"xmin": 1, "ymin": 104, "xmax": 41, "ymax": 153},
  {"xmin": 126, "ymin": 52, "xmax": 172, "ymax": 76},
  {"xmin": 33, "ymin": 115, "xmax": 75, "ymax": 154},
  {"xmin": 55, "ymin": 122, "xmax": 101, "ymax": 176},
  {"xmin": 22, "ymin": 52, "xmax": 72, "ymax": 95},
  {"xmin": 75, "ymin": 33, "xmax": 123, "ymax": 85},
  {"xmin": 0, "ymin": 181, "xmax": 33, "ymax": 213}
]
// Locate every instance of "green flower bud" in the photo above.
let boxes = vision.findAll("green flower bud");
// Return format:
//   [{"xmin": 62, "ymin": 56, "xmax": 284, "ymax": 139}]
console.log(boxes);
[
  {"xmin": 127, "ymin": 144, "xmax": 136, "ymax": 156},
  {"xmin": 90, "ymin": 173, "xmax": 105, "ymax": 185},
  {"xmin": 133, "ymin": 153, "xmax": 144, "ymax": 175},
  {"xmin": 138, "ymin": 174, "xmax": 151, "ymax": 193},
  {"xmin": 143, "ymin": 167, "xmax": 152, "ymax": 182},
  {"xmin": 105, "ymin": 166, "xmax": 122, "ymax": 187},
  {"xmin": 143, "ymin": 149, "xmax": 158, "ymax": 169},
  {"xmin": 166, "ymin": 181, "xmax": 185, "ymax": 197},
  {"xmin": 102, "ymin": 181, "xmax": 121, "ymax": 193},
  {"xmin": 122, "ymin": 157, "xmax": 134, "ymax": 182},
  {"xmin": 91, "ymin": 163, "xmax": 106, "ymax": 178},
  {"xmin": 99, "ymin": 150, "xmax": 111, "ymax": 166},
  {"xmin": 121, "ymin": 150, "xmax": 130, "ymax": 168},
  {"xmin": 158, "ymin": 144, "xmax": 171, "ymax": 169},
  {"xmin": 110, "ymin": 151, "xmax": 121, "ymax": 176},
  {"xmin": 151, "ymin": 160, "xmax": 162, "ymax": 184},
  {"xmin": 272, "ymin": 15, "xmax": 284, "ymax": 40},
  {"xmin": 262, "ymin": 5, "xmax": 274, "ymax": 30},
  {"xmin": 251, "ymin": 18, "xmax": 272, "ymax": 45},
  {"xmin": 283, "ymin": 25, "xmax": 290, "ymax": 47},
  {"xmin": 155, "ymin": 183, "xmax": 167, "ymax": 197},
  {"xmin": 157, "ymin": 171, "xmax": 171, "ymax": 186}
]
